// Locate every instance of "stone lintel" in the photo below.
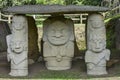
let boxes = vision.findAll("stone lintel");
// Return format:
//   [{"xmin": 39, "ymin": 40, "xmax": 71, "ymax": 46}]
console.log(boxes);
[{"xmin": 2, "ymin": 5, "xmax": 110, "ymax": 15}]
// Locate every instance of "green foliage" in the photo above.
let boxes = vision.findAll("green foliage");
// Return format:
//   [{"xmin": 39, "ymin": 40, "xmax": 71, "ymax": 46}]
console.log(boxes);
[
  {"xmin": 65, "ymin": 0, "xmax": 83, "ymax": 5},
  {"xmin": 0, "ymin": 0, "xmax": 33, "ymax": 8},
  {"xmin": 36, "ymin": 0, "xmax": 45, "ymax": 4},
  {"xmin": 36, "ymin": 0, "xmax": 64, "ymax": 5},
  {"xmin": 0, "ymin": 0, "xmax": 7, "ymax": 8},
  {"xmin": 0, "ymin": 0, "xmax": 102, "ymax": 9},
  {"xmin": 105, "ymin": 14, "xmax": 120, "ymax": 23},
  {"xmin": 82, "ymin": 0, "xmax": 101, "ymax": 6},
  {"xmin": 65, "ymin": 0, "xmax": 101, "ymax": 6},
  {"xmin": 35, "ymin": 20, "xmax": 43, "ymax": 27},
  {"xmin": 71, "ymin": 0, "xmax": 83, "ymax": 5},
  {"xmin": 105, "ymin": 14, "xmax": 120, "ymax": 49},
  {"xmin": 0, "ymin": 0, "xmax": 37, "ymax": 8},
  {"xmin": 106, "ymin": 26, "xmax": 115, "ymax": 49},
  {"xmin": 106, "ymin": 18, "xmax": 117, "ymax": 49}
]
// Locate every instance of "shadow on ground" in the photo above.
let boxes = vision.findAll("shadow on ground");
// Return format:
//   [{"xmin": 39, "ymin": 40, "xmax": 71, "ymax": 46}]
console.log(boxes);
[{"xmin": 0, "ymin": 50, "xmax": 120, "ymax": 79}]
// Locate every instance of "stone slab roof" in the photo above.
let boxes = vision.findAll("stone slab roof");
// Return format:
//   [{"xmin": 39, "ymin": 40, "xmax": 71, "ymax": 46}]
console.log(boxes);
[{"xmin": 2, "ymin": 5, "xmax": 110, "ymax": 14}]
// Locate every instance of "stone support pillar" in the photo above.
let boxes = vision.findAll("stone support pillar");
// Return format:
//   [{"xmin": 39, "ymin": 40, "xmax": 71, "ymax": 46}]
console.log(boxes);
[
  {"xmin": 85, "ymin": 13, "xmax": 110, "ymax": 75},
  {"xmin": 6, "ymin": 15, "xmax": 28, "ymax": 76},
  {"xmin": 43, "ymin": 16, "xmax": 75, "ymax": 70}
]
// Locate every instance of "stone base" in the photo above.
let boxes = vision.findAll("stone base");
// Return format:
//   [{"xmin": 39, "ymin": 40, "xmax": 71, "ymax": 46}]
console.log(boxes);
[
  {"xmin": 9, "ymin": 69, "xmax": 28, "ymax": 76},
  {"xmin": 87, "ymin": 67, "xmax": 108, "ymax": 75},
  {"xmin": 45, "ymin": 57, "xmax": 72, "ymax": 70},
  {"xmin": 46, "ymin": 66, "xmax": 71, "ymax": 70}
]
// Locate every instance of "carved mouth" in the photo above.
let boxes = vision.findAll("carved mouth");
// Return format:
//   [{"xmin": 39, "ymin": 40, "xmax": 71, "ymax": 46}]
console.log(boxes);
[
  {"xmin": 51, "ymin": 37, "xmax": 66, "ymax": 41},
  {"xmin": 14, "ymin": 26, "xmax": 24, "ymax": 30},
  {"xmin": 94, "ymin": 49, "xmax": 102, "ymax": 52},
  {"xmin": 13, "ymin": 48, "xmax": 23, "ymax": 53}
]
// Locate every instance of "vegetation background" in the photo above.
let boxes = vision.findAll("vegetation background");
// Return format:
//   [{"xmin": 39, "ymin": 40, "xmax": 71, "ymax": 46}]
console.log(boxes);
[{"xmin": 0, "ymin": 0, "xmax": 102, "ymax": 8}]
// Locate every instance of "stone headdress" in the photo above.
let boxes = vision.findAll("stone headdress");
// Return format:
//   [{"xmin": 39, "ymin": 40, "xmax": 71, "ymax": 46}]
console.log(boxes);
[
  {"xmin": 43, "ymin": 16, "xmax": 75, "ymax": 42},
  {"xmin": 86, "ymin": 13, "xmax": 106, "ymax": 49}
]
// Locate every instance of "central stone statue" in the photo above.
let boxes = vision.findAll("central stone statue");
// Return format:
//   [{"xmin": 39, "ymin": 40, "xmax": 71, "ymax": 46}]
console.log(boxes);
[{"xmin": 43, "ymin": 16, "xmax": 75, "ymax": 70}]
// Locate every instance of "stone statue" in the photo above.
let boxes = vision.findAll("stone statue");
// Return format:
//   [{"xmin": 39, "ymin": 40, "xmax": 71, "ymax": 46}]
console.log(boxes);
[
  {"xmin": 85, "ymin": 13, "xmax": 110, "ymax": 75},
  {"xmin": 87, "ymin": 13, "xmax": 106, "ymax": 49},
  {"xmin": 43, "ymin": 16, "xmax": 75, "ymax": 70},
  {"xmin": 6, "ymin": 15, "xmax": 28, "ymax": 76}
]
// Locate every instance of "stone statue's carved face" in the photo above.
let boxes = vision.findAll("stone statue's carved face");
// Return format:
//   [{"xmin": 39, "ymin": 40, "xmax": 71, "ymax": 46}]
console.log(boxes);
[
  {"xmin": 10, "ymin": 41, "xmax": 24, "ymax": 53},
  {"xmin": 89, "ymin": 15, "xmax": 104, "ymax": 29},
  {"xmin": 90, "ymin": 20, "xmax": 104, "ymax": 28},
  {"xmin": 90, "ymin": 39, "xmax": 105, "ymax": 53},
  {"xmin": 47, "ymin": 21, "xmax": 70, "ymax": 45},
  {"xmin": 12, "ymin": 16, "xmax": 26, "ymax": 30}
]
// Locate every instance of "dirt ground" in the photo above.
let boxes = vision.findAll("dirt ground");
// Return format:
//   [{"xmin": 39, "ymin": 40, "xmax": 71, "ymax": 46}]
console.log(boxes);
[{"xmin": 0, "ymin": 50, "xmax": 120, "ymax": 79}]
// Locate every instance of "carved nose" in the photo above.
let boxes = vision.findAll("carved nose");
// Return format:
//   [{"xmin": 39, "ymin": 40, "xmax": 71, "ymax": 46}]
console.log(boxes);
[
  {"xmin": 55, "ymin": 32, "xmax": 62, "ymax": 38},
  {"xmin": 96, "ymin": 42, "xmax": 100, "ymax": 49},
  {"xmin": 15, "ymin": 44, "xmax": 20, "ymax": 49}
]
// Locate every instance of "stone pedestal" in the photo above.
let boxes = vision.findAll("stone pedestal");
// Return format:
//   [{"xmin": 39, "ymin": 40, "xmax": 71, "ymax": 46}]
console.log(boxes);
[
  {"xmin": 43, "ymin": 16, "xmax": 75, "ymax": 70},
  {"xmin": 85, "ymin": 13, "xmax": 110, "ymax": 75},
  {"xmin": 6, "ymin": 15, "xmax": 28, "ymax": 76}
]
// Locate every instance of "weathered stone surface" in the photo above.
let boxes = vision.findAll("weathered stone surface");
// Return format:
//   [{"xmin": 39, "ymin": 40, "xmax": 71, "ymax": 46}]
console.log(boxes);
[
  {"xmin": 6, "ymin": 15, "xmax": 28, "ymax": 76},
  {"xmin": 27, "ymin": 16, "xmax": 39, "ymax": 61},
  {"xmin": 43, "ymin": 16, "xmax": 75, "ymax": 70},
  {"xmin": 2, "ymin": 5, "xmax": 109, "ymax": 14},
  {"xmin": 85, "ymin": 13, "xmax": 110, "ymax": 75},
  {"xmin": 0, "ymin": 21, "xmax": 11, "ymax": 52}
]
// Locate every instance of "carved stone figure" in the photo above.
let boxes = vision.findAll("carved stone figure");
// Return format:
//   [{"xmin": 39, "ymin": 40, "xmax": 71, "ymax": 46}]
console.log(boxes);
[
  {"xmin": 43, "ymin": 16, "xmax": 74, "ymax": 70},
  {"xmin": 6, "ymin": 15, "xmax": 28, "ymax": 76},
  {"xmin": 85, "ymin": 13, "xmax": 110, "ymax": 75},
  {"xmin": 85, "ymin": 36, "xmax": 110, "ymax": 75},
  {"xmin": 87, "ymin": 13, "xmax": 106, "ymax": 49}
]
